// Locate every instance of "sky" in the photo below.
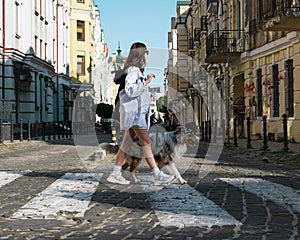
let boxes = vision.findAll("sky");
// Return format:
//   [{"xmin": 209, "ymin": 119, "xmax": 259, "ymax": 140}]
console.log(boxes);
[{"xmin": 95, "ymin": 0, "xmax": 179, "ymax": 86}]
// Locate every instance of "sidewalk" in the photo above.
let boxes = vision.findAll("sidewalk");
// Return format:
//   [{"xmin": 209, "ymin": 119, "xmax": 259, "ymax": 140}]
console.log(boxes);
[{"xmin": 223, "ymin": 138, "xmax": 300, "ymax": 166}]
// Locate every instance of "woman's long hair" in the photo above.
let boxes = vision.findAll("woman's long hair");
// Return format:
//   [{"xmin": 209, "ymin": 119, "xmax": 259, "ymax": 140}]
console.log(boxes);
[{"xmin": 123, "ymin": 42, "xmax": 147, "ymax": 72}]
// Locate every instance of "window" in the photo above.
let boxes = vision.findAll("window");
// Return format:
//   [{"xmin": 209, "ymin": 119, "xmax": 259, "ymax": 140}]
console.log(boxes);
[
  {"xmin": 256, "ymin": 68, "xmax": 263, "ymax": 117},
  {"xmin": 52, "ymin": 39, "xmax": 55, "ymax": 63},
  {"xmin": 77, "ymin": 21, "xmax": 85, "ymax": 41},
  {"xmin": 63, "ymin": 43, "xmax": 65, "ymax": 66},
  {"xmin": 34, "ymin": 0, "xmax": 38, "ymax": 13},
  {"xmin": 285, "ymin": 59, "xmax": 294, "ymax": 117},
  {"xmin": 44, "ymin": 0, "xmax": 46, "ymax": 21},
  {"xmin": 272, "ymin": 64, "xmax": 279, "ymax": 117},
  {"xmin": 34, "ymin": 36, "xmax": 38, "ymax": 56},
  {"xmin": 77, "ymin": 55, "xmax": 85, "ymax": 75},
  {"xmin": 15, "ymin": 2, "xmax": 20, "ymax": 35},
  {"xmin": 40, "ymin": 39, "xmax": 43, "ymax": 59},
  {"xmin": 44, "ymin": 43, "xmax": 47, "ymax": 60},
  {"xmin": 77, "ymin": 0, "xmax": 85, "ymax": 3},
  {"xmin": 40, "ymin": 0, "xmax": 43, "ymax": 18}
]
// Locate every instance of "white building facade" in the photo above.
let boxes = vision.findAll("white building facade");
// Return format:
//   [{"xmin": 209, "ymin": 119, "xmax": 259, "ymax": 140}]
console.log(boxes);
[{"xmin": 0, "ymin": 0, "xmax": 71, "ymax": 130}]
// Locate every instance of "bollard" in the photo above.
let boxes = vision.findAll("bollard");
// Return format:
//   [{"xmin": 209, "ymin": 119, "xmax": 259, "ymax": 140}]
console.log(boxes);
[
  {"xmin": 208, "ymin": 120, "xmax": 212, "ymax": 142},
  {"xmin": 205, "ymin": 121, "xmax": 208, "ymax": 141},
  {"xmin": 28, "ymin": 120, "xmax": 31, "ymax": 141},
  {"xmin": 69, "ymin": 120, "xmax": 72, "ymax": 137},
  {"xmin": 282, "ymin": 114, "xmax": 289, "ymax": 152},
  {"xmin": 20, "ymin": 118, "xmax": 23, "ymax": 142},
  {"xmin": 57, "ymin": 121, "xmax": 60, "ymax": 140},
  {"xmin": 111, "ymin": 127, "xmax": 117, "ymax": 145},
  {"xmin": 0, "ymin": 118, "xmax": 3, "ymax": 144},
  {"xmin": 233, "ymin": 118, "xmax": 238, "ymax": 147},
  {"xmin": 48, "ymin": 122, "xmax": 51, "ymax": 140},
  {"xmin": 67, "ymin": 121, "xmax": 70, "ymax": 138},
  {"xmin": 119, "ymin": 129, "xmax": 124, "ymax": 146},
  {"xmin": 212, "ymin": 119, "xmax": 217, "ymax": 143},
  {"xmin": 62, "ymin": 121, "xmax": 65, "ymax": 139},
  {"xmin": 246, "ymin": 117, "xmax": 251, "ymax": 148},
  {"xmin": 201, "ymin": 122, "xmax": 204, "ymax": 141},
  {"xmin": 64, "ymin": 121, "xmax": 68, "ymax": 138},
  {"xmin": 42, "ymin": 122, "xmax": 46, "ymax": 141},
  {"xmin": 53, "ymin": 122, "xmax": 57, "ymax": 140},
  {"xmin": 10, "ymin": 114, "xmax": 14, "ymax": 142},
  {"xmin": 262, "ymin": 116, "xmax": 268, "ymax": 150}
]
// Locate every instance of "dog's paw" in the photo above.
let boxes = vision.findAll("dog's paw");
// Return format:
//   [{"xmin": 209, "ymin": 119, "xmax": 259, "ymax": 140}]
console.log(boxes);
[{"xmin": 178, "ymin": 178, "xmax": 187, "ymax": 185}]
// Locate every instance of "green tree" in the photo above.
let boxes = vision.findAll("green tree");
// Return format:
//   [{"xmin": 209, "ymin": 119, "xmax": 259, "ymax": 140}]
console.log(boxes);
[
  {"xmin": 96, "ymin": 103, "xmax": 113, "ymax": 118},
  {"xmin": 156, "ymin": 96, "xmax": 167, "ymax": 113}
]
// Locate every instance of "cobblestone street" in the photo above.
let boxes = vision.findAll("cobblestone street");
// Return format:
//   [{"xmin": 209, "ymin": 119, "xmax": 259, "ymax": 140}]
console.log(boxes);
[{"xmin": 0, "ymin": 136, "xmax": 300, "ymax": 239}]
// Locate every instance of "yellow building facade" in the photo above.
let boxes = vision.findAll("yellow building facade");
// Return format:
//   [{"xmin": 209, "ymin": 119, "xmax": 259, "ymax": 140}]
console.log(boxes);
[{"xmin": 69, "ymin": 0, "xmax": 95, "ymax": 84}]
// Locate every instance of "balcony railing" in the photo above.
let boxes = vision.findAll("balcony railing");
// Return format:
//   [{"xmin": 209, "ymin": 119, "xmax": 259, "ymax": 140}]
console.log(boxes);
[
  {"xmin": 205, "ymin": 30, "xmax": 245, "ymax": 64},
  {"xmin": 260, "ymin": 0, "xmax": 300, "ymax": 31},
  {"xmin": 189, "ymin": 28, "xmax": 205, "ymax": 50},
  {"xmin": 207, "ymin": 0, "xmax": 218, "ymax": 13},
  {"xmin": 201, "ymin": 16, "xmax": 208, "ymax": 32},
  {"xmin": 194, "ymin": 28, "xmax": 202, "ymax": 43}
]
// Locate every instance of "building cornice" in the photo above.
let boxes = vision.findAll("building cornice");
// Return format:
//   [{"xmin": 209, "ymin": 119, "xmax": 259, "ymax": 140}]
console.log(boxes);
[{"xmin": 241, "ymin": 32, "xmax": 300, "ymax": 63}]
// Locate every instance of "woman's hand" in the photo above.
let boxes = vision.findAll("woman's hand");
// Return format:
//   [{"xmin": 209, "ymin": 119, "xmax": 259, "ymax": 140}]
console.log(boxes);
[{"xmin": 145, "ymin": 74, "xmax": 155, "ymax": 86}]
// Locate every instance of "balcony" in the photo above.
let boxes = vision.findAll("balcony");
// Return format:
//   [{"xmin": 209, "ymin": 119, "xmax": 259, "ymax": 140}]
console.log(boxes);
[
  {"xmin": 201, "ymin": 16, "xmax": 208, "ymax": 32},
  {"xmin": 261, "ymin": 0, "xmax": 300, "ymax": 31},
  {"xmin": 205, "ymin": 30, "xmax": 245, "ymax": 64},
  {"xmin": 207, "ymin": 0, "xmax": 218, "ymax": 14},
  {"xmin": 188, "ymin": 37, "xmax": 195, "ymax": 53},
  {"xmin": 194, "ymin": 28, "xmax": 202, "ymax": 44}
]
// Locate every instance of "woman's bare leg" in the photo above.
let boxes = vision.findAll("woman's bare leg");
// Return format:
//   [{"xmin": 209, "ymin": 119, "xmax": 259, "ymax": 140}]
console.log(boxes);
[
  {"xmin": 115, "ymin": 129, "xmax": 136, "ymax": 167},
  {"xmin": 131, "ymin": 127, "xmax": 157, "ymax": 169}
]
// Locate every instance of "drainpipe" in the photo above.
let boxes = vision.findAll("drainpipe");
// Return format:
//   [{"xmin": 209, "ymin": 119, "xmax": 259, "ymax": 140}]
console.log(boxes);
[
  {"xmin": 56, "ymin": 1, "xmax": 63, "ymax": 121},
  {"xmin": 2, "ymin": 0, "xmax": 5, "ymax": 99},
  {"xmin": 56, "ymin": 1, "xmax": 59, "ymax": 121}
]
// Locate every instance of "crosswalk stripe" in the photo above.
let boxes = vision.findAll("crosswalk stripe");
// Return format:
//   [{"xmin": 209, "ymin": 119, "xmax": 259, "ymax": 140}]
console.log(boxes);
[
  {"xmin": 220, "ymin": 178, "xmax": 300, "ymax": 213},
  {"xmin": 11, "ymin": 173, "xmax": 103, "ymax": 219},
  {"xmin": 148, "ymin": 183, "xmax": 241, "ymax": 228},
  {"xmin": 0, "ymin": 171, "xmax": 31, "ymax": 188}
]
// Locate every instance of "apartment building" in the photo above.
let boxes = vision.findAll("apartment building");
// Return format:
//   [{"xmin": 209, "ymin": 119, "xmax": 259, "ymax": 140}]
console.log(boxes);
[
  {"xmin": 0, "ymin": 0, "xmax": 71, "ymax": 128},
  {"xmin": 69, "ymin": 0, "xmax": 95, "ymax": 85},
  {"xmin": 168, "ymin": 0, "xmax": 300, "ymax": 142}
]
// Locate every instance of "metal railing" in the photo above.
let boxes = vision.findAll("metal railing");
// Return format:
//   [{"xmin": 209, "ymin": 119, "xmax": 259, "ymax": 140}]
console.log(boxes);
[
  {"xmin": 206, "ymin": 30, "xmax": 245, "ymax": 57},
  {"xmin": 0, "ymin": 119, "xmax": 72, "ymax": 143},
  {"xmin": 260, "ymin": 0, "xmax": 300, "ymax": 19}
]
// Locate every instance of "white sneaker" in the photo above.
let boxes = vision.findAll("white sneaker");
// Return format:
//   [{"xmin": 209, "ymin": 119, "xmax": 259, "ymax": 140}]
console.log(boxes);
[
  {"xmin": 107, "ymin": 172, "xmax": 130, "ymax": 185},
  {"xmin": 153, "ymin": 171, "xmax": 175, "ymax": 185}
]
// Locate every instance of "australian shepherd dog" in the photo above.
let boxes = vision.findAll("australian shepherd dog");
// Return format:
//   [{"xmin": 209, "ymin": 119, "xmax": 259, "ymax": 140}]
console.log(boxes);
[{"xmin": 99, "ymin": 126, "xmax": 199, "ymax": 185}]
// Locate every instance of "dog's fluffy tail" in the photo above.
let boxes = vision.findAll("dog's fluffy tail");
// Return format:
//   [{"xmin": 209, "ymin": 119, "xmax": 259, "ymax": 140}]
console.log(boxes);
[{"xmin": 99, "ymin": 142, "xmax": 119, "ymax": 154}]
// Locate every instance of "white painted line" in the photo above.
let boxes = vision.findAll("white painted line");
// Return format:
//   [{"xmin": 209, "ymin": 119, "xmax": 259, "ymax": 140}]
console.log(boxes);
[
  {"xmin": 0, "ymin": 171, "xmax": 31, "ymax": 188},
  {"xmin": 148, "ymin": 183, "xmax": 241, "ymax": 228},
  {"xmin": 220, "ymin": 178, "xmax": 300, "ymax": 213},
  {"xmin": 12, "ymin": 173, "xmax": 103, "ymax": 219}
]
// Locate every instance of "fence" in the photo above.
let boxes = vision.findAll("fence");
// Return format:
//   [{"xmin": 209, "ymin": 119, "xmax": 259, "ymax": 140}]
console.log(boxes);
[
  {"xmin": 189, "ymin": 115, "xmax": 292, "ymax": 152},
  {"xmin": 232, "ymin": 114, "xmax": 290, "ymax": 152},
  {"xmin": 0, "ymin": 119, "xmax": 72, "ymax": 143}
]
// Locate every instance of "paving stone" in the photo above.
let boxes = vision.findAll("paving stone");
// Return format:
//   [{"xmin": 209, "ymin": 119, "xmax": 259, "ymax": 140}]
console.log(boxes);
[{"xmin": 0, "ymin": 137, "xmax": 300, "ymax": 239}]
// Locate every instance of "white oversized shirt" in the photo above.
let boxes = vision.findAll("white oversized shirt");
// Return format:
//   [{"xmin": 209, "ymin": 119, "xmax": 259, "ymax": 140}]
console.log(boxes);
[{"xmin": 119, "ymin": 66, "xmax": 150, "ymax": 130}]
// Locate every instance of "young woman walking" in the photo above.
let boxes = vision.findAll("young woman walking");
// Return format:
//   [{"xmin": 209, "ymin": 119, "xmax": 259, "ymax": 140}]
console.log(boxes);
[{"xmin": 107, "ymin": 42, "xmax": 174, "ymax": 185}]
